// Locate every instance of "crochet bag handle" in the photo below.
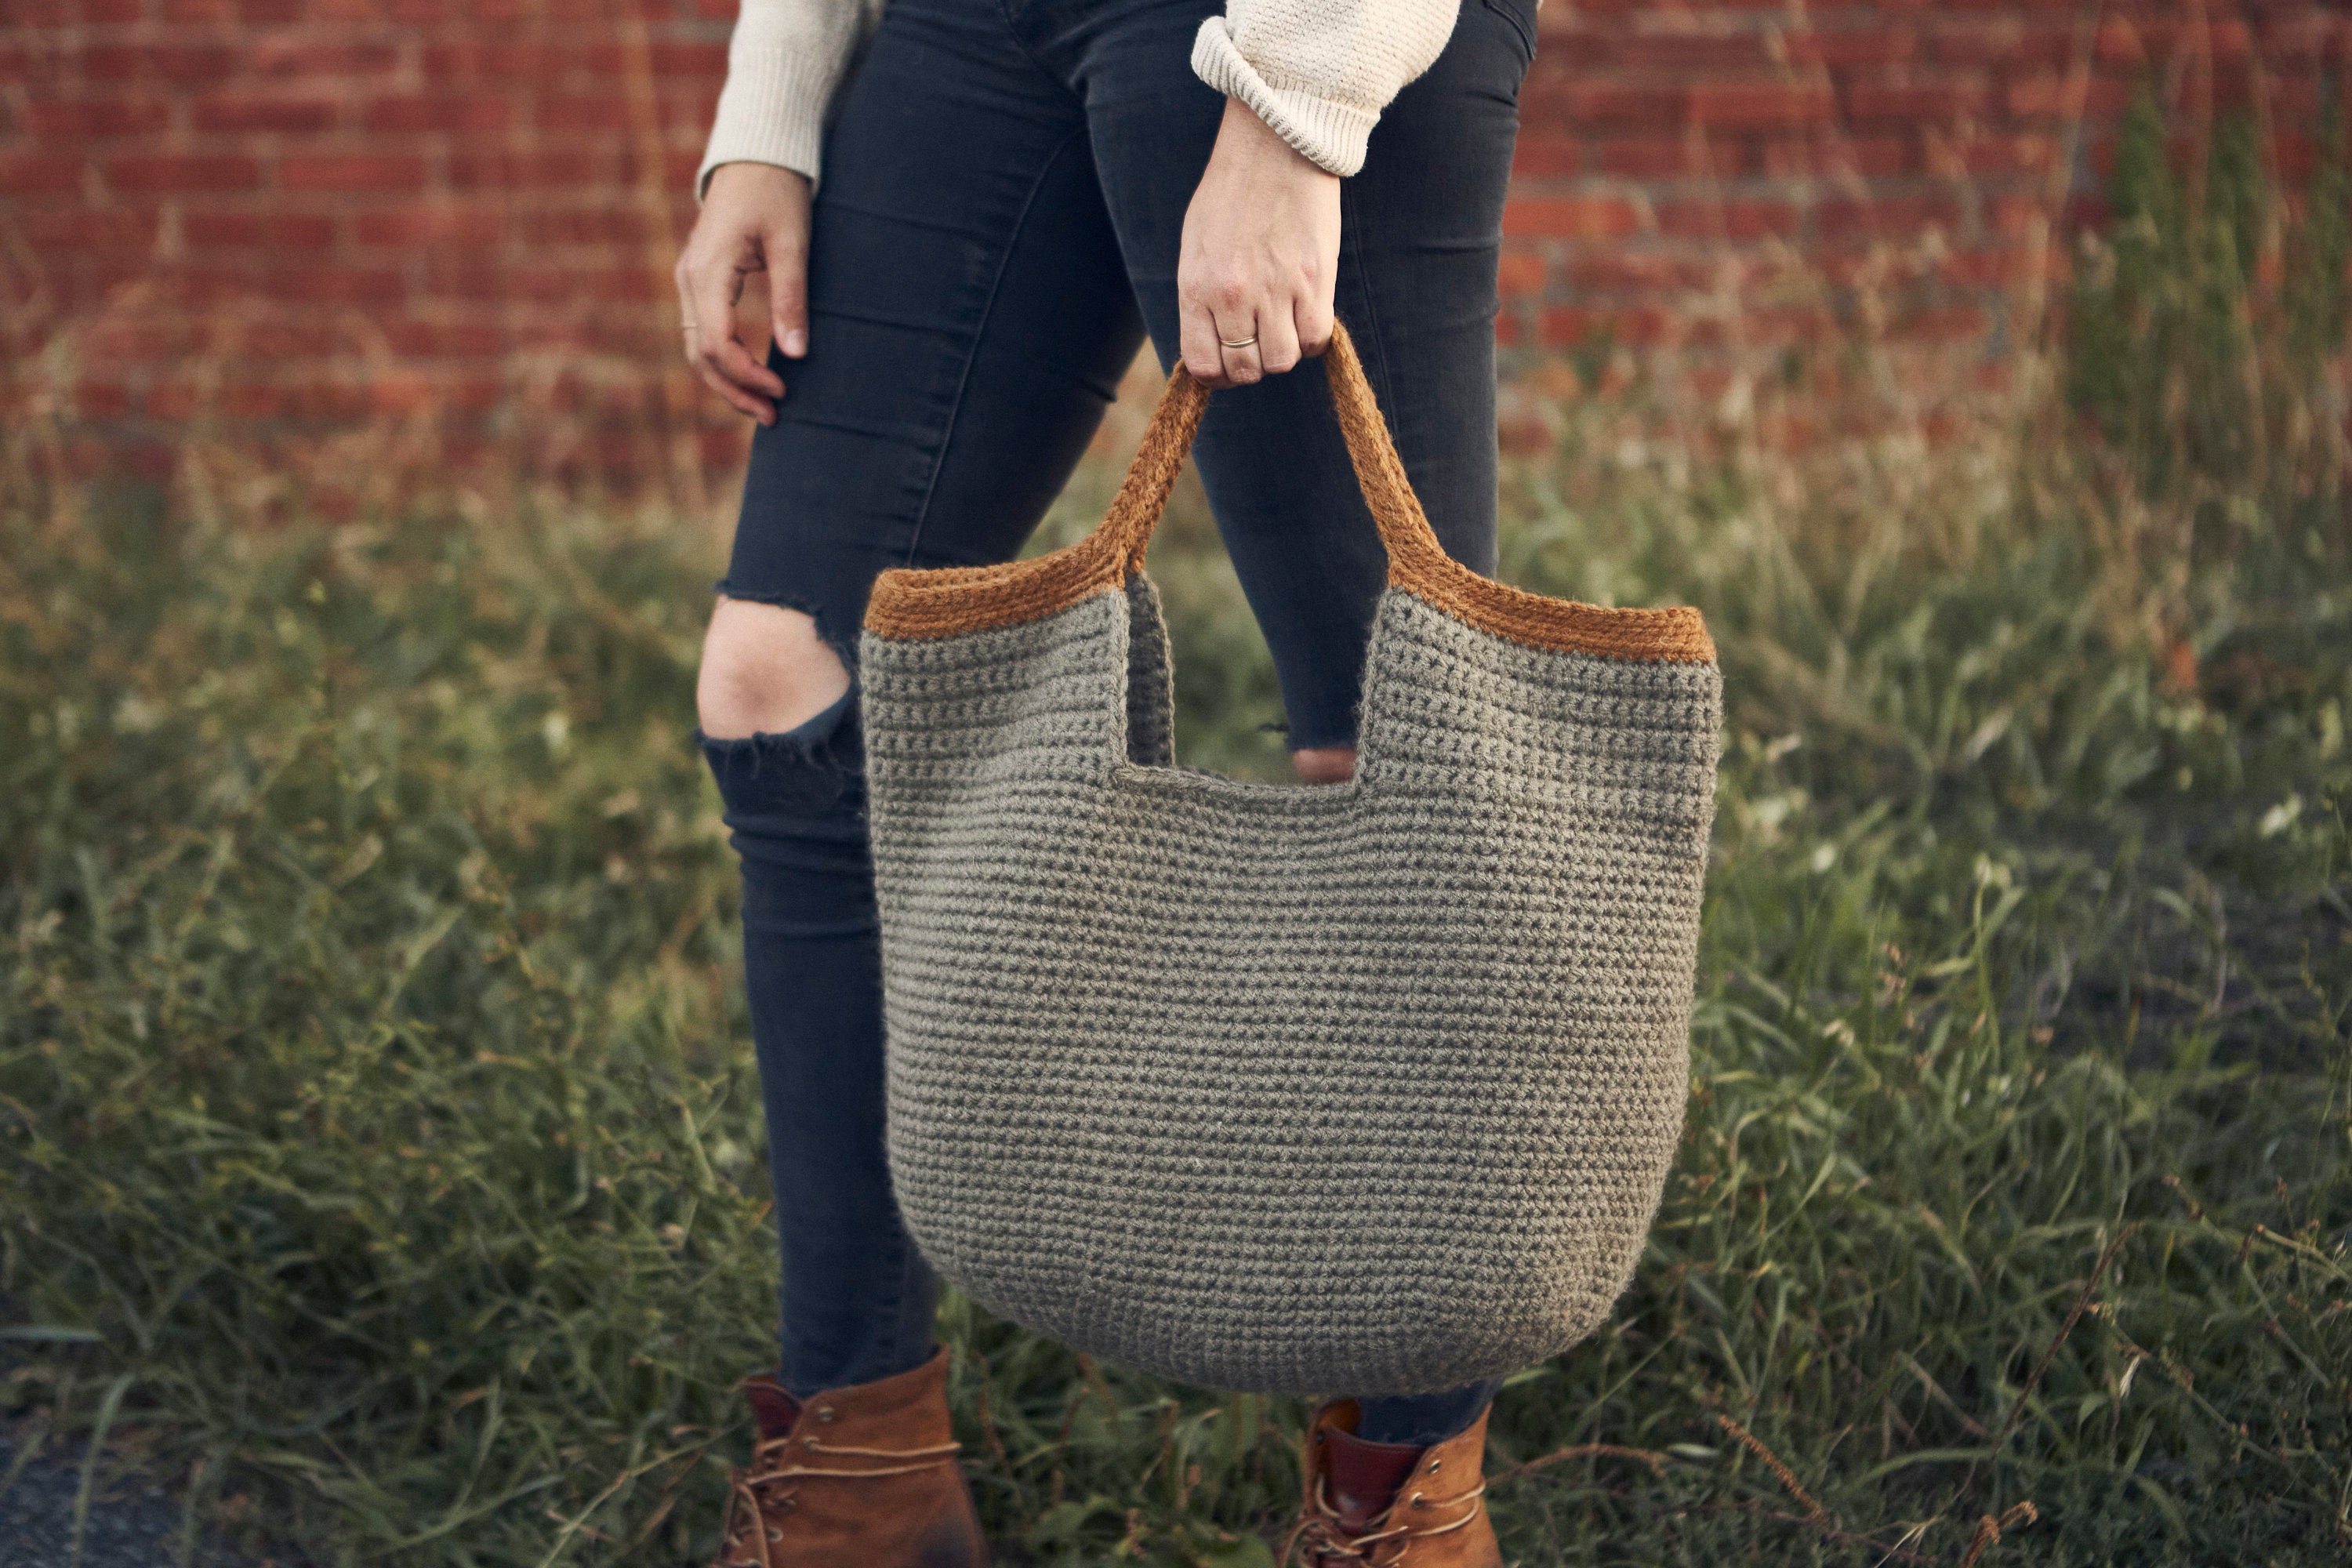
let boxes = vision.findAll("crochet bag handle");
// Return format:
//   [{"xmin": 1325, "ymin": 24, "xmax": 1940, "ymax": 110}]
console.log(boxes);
[
  {"xmin": 863, "ymin": 321, "xmax": 1714, "ymax": 663},
  {"xmin": 1096, "ymin": 321, "xmax": 1454, "ymax": 587}
]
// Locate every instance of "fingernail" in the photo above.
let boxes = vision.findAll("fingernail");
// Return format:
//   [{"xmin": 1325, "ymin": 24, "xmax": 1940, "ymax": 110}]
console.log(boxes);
[{"xmin": 783, "ymin": 329, "xmax": 807, "ymax": 357}]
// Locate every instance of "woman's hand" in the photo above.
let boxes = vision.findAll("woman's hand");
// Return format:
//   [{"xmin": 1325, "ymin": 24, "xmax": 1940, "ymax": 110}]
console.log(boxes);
[
  {"xmin": 675, "ymin": 162, "xmax": 813, "ymax": 425},
  {"xmin": 1178, "ymin": 97, "xmax": 1341, "ymax": 390}
]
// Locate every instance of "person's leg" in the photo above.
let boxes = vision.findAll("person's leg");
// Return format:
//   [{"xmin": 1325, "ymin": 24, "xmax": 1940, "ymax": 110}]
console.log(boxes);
[
  {"xmin": 1057, "ymin": 0, "xmax": 1523, "ymax": 762},
  {"xmin": 1353, "ymin": 1379, "xmax": 1508, "ymax": 1446},
  {"xmin": 1029, "ymin": 0, "xmax": 1536, "ymax": 1439},
  {"xmin": 698, "ymin": 0, "xmax": 1146, "ymax": 1400}
]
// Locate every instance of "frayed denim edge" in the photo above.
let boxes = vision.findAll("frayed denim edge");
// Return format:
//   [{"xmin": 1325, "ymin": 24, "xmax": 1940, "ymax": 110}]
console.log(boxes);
[{"xmin": 711, "ymin": 579, "xmax": 861, "ymax": 677}]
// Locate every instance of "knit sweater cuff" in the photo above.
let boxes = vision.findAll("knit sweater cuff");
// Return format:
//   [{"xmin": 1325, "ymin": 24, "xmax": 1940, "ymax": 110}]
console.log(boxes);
[
  {"xmin": 697, "ymin": 47, "xmax": 835, "ymax": 201},
  {"xmin": 1189, "ymin": 17, "xmax": 1379, "ymax": 178}
]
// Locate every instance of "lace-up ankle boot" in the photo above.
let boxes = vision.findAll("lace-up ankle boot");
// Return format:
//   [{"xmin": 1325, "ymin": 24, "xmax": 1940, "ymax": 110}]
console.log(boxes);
[
  {"xmin": 1281, "ymin": 1400, "xmax": 1500, "ymax": 1567},
  {"xmin": 710, "ymin": 1348, "xmax": 988, "ymax": 1568}
]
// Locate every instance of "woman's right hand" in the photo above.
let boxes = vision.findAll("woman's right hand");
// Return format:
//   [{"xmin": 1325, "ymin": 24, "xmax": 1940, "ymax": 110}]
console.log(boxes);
[{"xmin": 675, "ymin": 162, "xmax": 813, "ymax": 425}]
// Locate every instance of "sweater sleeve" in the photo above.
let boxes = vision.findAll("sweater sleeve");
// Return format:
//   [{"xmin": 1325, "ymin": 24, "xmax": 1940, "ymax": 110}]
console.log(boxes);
[
  {"xmin": 697, "ymin": 0, "xmax": 887, "ymax": 200},
  {"xmin": 1190, "ymin": 0, "xmax": 1461, "ymax": 177}
]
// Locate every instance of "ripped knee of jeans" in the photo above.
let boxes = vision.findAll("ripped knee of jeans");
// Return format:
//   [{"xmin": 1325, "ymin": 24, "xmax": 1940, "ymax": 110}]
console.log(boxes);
[{"xmin": 700, "ymin": 688, "xmax": 863, "ymax": 815}]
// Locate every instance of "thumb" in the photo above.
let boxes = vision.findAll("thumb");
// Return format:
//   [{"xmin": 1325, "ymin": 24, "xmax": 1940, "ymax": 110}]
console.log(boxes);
[{"xmin": 767, "ymin": 223, "xmax": 809, "ymax": 360}]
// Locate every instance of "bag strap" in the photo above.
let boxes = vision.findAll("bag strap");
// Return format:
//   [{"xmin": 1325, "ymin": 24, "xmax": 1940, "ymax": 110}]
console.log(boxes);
[
  {"xmin": 1096, "ymin": 321, "xmax": 1451, "ymax": 584},
  {"xmin": 862, "ymin": 320, "xmax": 1715, "ymax": 666}
]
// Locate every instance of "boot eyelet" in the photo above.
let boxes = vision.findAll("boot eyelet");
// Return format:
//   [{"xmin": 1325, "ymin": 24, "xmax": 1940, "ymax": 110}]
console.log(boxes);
[
  {"xmin": 1410, "ymin": 1492, "xmax": 1426, "ymax": 1508},
  {"xmin": 1428, "ymin": 1459, "xmax": 1442, "ymax": 1472},
  {"xmin": 816, "ymin": 1406, "xmax": 836, "ymax": 1422},
  {"xmin": 803, "ymin": 1436, "xmax": 819, "ymax": 1448}
]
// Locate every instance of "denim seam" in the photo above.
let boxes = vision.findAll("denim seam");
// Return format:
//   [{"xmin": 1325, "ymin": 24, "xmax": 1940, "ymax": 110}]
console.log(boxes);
[
  {"xmin": 992, "ymin": 0, "xmax": 1089, "ymax": 112},
  {"xmin": 901, "ymin": 123, "xmax": 1095, "ymax": 567}
]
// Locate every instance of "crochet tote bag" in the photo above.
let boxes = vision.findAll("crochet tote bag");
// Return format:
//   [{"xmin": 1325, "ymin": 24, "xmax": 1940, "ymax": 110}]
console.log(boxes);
[{"xmin": 859, "ymin": 326, "xmax": 1721, "ymax": 1395}]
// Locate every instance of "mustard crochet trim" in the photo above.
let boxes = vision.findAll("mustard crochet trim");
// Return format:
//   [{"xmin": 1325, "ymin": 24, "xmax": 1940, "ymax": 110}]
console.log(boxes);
[{"xmin": 862, "ymin": 325, "xmax": 1715, "ymax": 665}]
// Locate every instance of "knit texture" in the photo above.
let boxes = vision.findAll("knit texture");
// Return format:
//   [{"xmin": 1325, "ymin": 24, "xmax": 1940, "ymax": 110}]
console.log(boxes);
[
  {"xmin": 861, "ymin": 579, "xmax": 1720, "ymax": 1394},
  {"xmin": 1190, "ymin": 0, "xmax": 1461, "ymax": 176},
  {"xmin": 698, "ymin": 0, "xmax": 885, "ymax": 198},
  {"xmin": 699, "ymin": 0, "xmax": 1459, "ymax": 195}
]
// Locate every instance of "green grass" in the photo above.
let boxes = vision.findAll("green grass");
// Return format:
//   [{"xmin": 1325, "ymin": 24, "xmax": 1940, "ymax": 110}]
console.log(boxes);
[
  {"xmin": 5, "ymin": 97, "xmax": 2352, "ymax": 1558},
  {"xmin": 2, "ymin": 378, "xmax": 2347, "ymax": 1564}
]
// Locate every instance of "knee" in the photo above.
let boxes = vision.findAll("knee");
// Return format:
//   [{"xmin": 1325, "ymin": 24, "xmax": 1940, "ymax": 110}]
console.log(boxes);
[{"xmin": 697, "ymin": 598, "xmax": 853, "ymax": 739}]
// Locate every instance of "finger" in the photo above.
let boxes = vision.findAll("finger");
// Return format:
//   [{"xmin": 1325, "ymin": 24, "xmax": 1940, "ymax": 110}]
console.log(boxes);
[
  {"xmin": 1255, "ymin": 297, "xmax": 1303, "ymax": 377},
  {"xmin": 680, "ymin": 254, "xmax": 785, "ymax": 417},
  {"xmin": 1179, "ymin": 292, "xmax": 1230, "ymax": 389},
  {"xmin": 765, "ymin": 229, "xmax": 809, "ymax": 360},
  {"xmin": 693, "ymin": 357, "xmax": 779, "ymax": 423},
  {"xmin": 1210, "ymin": 303, "xmax": 1263, "ymax": 387},
  {"xmin": 701, "ymin": 336, "xmax": 786, "ymax": 423},
  {"xmin": 1295, "ymin": 290, "xmax": 1335, "ymax": 360}
]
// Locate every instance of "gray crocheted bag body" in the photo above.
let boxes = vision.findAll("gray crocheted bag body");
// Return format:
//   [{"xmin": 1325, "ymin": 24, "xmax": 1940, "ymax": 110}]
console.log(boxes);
[{"xmin": 859, "ymin": 330, "xmax": 1720, "ymax": 1395}]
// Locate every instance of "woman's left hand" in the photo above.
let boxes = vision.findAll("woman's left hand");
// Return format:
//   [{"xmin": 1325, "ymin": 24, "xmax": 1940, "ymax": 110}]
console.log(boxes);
[{"xmin": 1178, "ymin": 97, "xmax": 1341, "ymax": 390}]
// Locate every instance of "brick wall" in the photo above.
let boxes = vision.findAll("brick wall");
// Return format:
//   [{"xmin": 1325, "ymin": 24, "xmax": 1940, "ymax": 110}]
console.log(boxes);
[{"xmin": 5, "ymin": 1, "xmax": 2347, "ymax": 492}]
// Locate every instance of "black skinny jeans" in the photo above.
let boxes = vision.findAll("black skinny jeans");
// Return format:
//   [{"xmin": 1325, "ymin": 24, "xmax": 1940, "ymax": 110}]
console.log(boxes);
[{"xmin": 700, "ymin": 0, "xmax": 1534, "ymax": 1446}]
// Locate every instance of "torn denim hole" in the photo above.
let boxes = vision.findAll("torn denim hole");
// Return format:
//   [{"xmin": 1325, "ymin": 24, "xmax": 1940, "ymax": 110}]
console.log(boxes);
[{"xmin": 711, "ymin": 579, "xmax": 862, "ymax": 678}]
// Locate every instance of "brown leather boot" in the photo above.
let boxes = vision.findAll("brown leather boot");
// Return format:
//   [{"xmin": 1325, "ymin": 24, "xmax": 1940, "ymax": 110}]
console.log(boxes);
[
  {"xmin": 1281, "ymin": 1400, "xmax": 1501, "ymax": 1567},
  {"xmin": 710, "ymin": 1348, "xmax": 989, "ymax": 1568}
]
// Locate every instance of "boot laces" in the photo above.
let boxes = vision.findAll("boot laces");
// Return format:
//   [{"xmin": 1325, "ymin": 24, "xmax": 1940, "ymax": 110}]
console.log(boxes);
[
  {"xmin": 1278, "ymin": 1473, "xmax": 1488, "ymax": 1566},
  {"xmin": 717, "ymin": 1433, "xmax": 961, "ymax": 1568}
]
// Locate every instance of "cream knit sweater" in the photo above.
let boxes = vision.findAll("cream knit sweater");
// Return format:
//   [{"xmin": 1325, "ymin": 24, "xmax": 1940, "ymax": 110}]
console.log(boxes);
[{"xmin": 699, "ymin": 0, "xmax": 1463, "ymax": 198}]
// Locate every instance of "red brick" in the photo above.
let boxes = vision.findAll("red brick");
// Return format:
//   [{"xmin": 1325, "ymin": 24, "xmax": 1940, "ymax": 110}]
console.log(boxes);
[
  {"xmin": 355, "ymin": 204, "xmax": 506, "ymax": 245},
  {"xmin": 106, "ymin": 154, "xmax": 263, "ymax": 191},
  {"xmin": 1512, "ymin": 138, "xmax": 1583, "ymax": 178},
  {"xmin": 1591, "ymin": 137, "xmax": 1698, "ymax": 179},
  {"xmin": 280, "ymin": 154, "xmax": 430, "ymax": 192},
  {"xmin": 447, "ymin": 151, "xmax": 609, "ymax": 189},
  {"xmin": 27, "ymin": 99, "xmax": 172, "ymax": 136},
  {"xmin": 578, "ymin": 40, "xmax": 729, "ymax": 75},
  {"xmin": 1503, "ymin": 195, "xmax": 1643, "ymax": 239},
  {"xmin": 514, "ymin": 209, "xmax": 652, "ymax": 245},
  {"xmin": 1657, "ymin": 198, "xmax": 1803, "ymax": 240},
  {"xmin": 535, "ymin": 95, "xmax": 636, "ymax": 132},
  {"xmin": 1565, "ymin": 253, "xmax": 1713, "ymax": 294},
  {"xmin": 1799, "ymin": 26, "xmax": 1922, "ymax": 69},
  {"xmin": 1845, "ymin": 81, "xmax": 1991, "ymax": 125},
  {"xmin": 1907, "ymin": 305, "xmax": 1991, "ymax": 342},
  {"xmin": 81, "ymin": 45, "xmax": 239, "ymax": 81},
  {"xmin": 1690, "ymin": 82, "xmax": 1837, "ymax": 129},
  {"xmin": 76, "ymin": 380, "xmax": 132, "ymax": 419},
  {"xmin": 1497, "ymin": 251, "xmax": 1547, "ymax": 297},
  {"xmin": 1817, "ymin": 195, "xmax": 1962, "ymax": 241},
  {"xmin": 419, "ymin": 42, "xmax": 576, "ymax": 78},
  {"xmin": 1929, "ymin": 22, "xmax": 2078, "ymax": 70},
  {"xmin": 380, "ymin": 319, "xmax": 506, "ymax": 355},
  {"xmin": 1539, "ymin": 83, "xmax": 1690, "ymax": 129},
  {"xmin": 192, "ymin": 96, "xmax": 341, "ymax": 133},
  {"xmin": 363, "ymin": 96, "xmax": 515, "ymax": 133},
  {"xmin": 1608, "ymin": 34, "xmax": 1779, "ymax": 71},
  {"xmin": 16, "ymin": 209, "xmax": 157, "ymax": 249},
  {"xmin": 248, "ymin": 40, "xmax": 401, "ymax": 77},
  {"xmin": 183, "ymin": 211, "xmax": 339, "ymax": 248}
]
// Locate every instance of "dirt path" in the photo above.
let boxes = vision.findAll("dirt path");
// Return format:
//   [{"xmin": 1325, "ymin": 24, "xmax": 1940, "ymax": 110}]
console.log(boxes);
[{"xmin": 0, "ymin": 1423, "xmax": 278, "ymax": 1568}]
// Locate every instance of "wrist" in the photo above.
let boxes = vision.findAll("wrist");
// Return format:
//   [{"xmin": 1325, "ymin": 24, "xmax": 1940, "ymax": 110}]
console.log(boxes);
[
  {"xmin": 1210, "ymin": 96, "xmax": 1338, "ymax": 184},
  {"xmin": 706, "ymin": 162, "xmax": 812, "ymax": 201}
]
